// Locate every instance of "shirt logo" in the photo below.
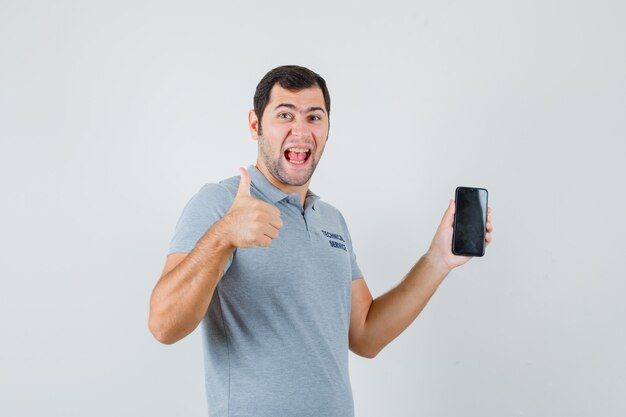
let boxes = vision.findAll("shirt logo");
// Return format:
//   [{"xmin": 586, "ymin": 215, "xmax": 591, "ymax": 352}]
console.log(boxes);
[{"xmin": 322, "ymin": 230, "xmax": 347, "ymax": 252}]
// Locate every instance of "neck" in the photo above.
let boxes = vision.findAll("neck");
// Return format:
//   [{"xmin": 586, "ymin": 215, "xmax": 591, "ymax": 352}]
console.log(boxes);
[{"xmin": 255, "ymin": 163, "xmax": 310, "ymax": 207}]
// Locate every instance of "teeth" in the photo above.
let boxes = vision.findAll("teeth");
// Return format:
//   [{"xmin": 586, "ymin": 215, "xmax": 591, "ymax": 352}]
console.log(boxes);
[{"xmin": 287, "ymin": 148, "xmax": 310, "ymax": 153}]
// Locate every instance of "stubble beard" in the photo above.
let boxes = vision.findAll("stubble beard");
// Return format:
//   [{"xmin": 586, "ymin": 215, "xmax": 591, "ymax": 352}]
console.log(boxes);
[{"xmin": 258, "ymin": 135, "xmax": 319, "ymax": 187}]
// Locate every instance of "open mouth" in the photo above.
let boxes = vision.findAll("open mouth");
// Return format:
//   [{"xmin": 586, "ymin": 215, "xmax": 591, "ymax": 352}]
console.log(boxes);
[{"xmin": 284, "ymin": 147, "xmax": 312, "ymax": 165}]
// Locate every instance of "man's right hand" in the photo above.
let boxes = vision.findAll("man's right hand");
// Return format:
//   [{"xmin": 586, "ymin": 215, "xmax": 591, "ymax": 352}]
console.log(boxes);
[{"xmin": 221, "ymin": 167, "xmax": 283, "ymax": 248}]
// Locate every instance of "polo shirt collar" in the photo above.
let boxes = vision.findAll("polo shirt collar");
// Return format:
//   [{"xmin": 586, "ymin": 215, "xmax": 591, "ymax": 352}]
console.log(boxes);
[{"xmin": 248, "ymin": 164, "xmax": 320, "ymax": 207}]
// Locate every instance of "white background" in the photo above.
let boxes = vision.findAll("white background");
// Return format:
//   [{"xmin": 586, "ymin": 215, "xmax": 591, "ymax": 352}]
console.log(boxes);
[{"xmin": 1, "ymin": 1, "xmax": 625, "ymax": 416}]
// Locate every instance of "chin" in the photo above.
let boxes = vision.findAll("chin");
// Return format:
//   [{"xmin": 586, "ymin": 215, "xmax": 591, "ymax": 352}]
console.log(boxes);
[{"xmin": 276, "ymin": 163, "xmax": 316, "ymax": 186}]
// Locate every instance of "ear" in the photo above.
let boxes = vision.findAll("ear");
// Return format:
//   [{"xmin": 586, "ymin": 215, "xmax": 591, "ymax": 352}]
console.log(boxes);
[{"xmin": 248, "ymin": 109, "xmax": 260, "ymax": 140}]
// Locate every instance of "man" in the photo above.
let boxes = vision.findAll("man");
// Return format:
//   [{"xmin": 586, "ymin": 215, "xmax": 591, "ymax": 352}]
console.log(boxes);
[{"xmin": 149, "ymin": 65, "xmax": 493, "ymax": 416}]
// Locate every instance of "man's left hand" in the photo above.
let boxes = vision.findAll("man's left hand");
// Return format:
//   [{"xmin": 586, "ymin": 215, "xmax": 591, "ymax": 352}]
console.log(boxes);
[{"xmin": 425, "ymin": 200, "xmax": 493, "ymax": 274}]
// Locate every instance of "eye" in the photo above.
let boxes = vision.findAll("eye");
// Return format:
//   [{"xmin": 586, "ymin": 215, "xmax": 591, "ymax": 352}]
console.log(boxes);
[
  {"xmin": 278, "ymin": 112, "xmax": 293, "ymax": 120},
  {"xmin": 309, "ymin": 114, "xmax": 322, "ymax": 121}
]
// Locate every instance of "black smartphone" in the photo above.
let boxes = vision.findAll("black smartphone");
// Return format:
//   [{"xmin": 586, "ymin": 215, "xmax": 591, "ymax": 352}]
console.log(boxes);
[{"xmin": 452, "ymin": 186, "xmax": 489, "ymax": 257}]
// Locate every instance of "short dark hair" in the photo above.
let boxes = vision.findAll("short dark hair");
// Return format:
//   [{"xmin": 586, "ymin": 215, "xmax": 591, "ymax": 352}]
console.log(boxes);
[{"xmin": 253, "ymin": 65, "xmax": 331, "ymax": 134}]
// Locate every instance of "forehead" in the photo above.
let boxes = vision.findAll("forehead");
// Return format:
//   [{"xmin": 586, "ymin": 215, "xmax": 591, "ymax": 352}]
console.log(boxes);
[{"xmin": 266, "ymin": 84, "xmax": 326, "ymax": 112}]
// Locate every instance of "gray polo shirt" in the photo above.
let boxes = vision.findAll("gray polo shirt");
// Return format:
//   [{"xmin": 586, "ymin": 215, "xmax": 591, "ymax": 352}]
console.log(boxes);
[{"xmin": 169, "ymin": 165, "xmax": 363, "ymax": 417}]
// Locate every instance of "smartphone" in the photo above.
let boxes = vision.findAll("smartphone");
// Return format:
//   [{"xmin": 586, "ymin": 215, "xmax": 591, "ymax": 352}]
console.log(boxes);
[{"xmin": 452, "ymin": 186, "xmax": 489, "ymax": 257}]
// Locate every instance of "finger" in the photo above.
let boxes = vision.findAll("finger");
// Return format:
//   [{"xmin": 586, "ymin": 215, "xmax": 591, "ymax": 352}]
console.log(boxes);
[
  {"xmin": 488, "ymin": 207, "xmax": 492, "ymax": 214},
  {"xmin": 256, "ymin": 200, "xmax": 281, "ymax": 216},
  {"xmin": 263, "ymin": 226, "xmax": 279, "ymax": 240},
  {"xmin": 486, "ymin": 222, "xmax": 493, "ymax": 233},
  {"xmin": 485, "ymin": 233, "xmax": 492, "ymax": 245},
  {"xmin": 270, "ymin": 206, "xmax": 281, "ymax": 218},
  {"xmin": 269, "ymin": 217, "xmax": 283, "ymax": 230},
  {"xmin": 260, "ymin": 202, "xmax": 282, "ymax": 219},
  {"xmin": 237, "ymin": 167, "xmax": 251, "ymax": 198},
  {"xmin": 440, "ymin": 199, "xmax": 455, "ymax": 229}
]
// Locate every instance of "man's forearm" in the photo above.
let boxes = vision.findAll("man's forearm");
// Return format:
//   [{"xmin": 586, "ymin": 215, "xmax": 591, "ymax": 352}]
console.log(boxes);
[
  {"xmin": 360, "ymin": 254, "xmax": 450, "ymax": 356},
  {"xmin": 149, "ymin": 220, "xmax": 234, "ymax": 344}
]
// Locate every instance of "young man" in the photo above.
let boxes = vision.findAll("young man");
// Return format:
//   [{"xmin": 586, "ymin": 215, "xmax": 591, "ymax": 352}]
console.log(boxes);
[{"xmin": 149, "ymin": 65, "xmax": 493, "ymax": 417}]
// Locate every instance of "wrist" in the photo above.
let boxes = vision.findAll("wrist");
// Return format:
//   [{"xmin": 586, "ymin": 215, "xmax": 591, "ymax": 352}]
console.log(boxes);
[
  {"xmin": 422, "ymin": 251, "xmax": 452, "ymax": 277},
  {"xmin": 208, "ymin": 217, "xmax": 237, "ymax": 252}
]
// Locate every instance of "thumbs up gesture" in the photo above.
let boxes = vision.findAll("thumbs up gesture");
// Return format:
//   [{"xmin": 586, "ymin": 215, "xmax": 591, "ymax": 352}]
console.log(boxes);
[{"xmin": 222, "ymin": 167, "xmax": 284, "ymax": 248}]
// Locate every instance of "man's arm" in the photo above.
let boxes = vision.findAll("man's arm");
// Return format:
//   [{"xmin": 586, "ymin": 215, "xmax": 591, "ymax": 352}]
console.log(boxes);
[
  {"xmin": 349, "ymin": 200, "xmax": 493, "ymax": 358},
  {"xmin": 148, "ymin": 168, "xmax": 283, "ymax": 344},
  {"xmin": 148, "ymin": 222, "xmax": 235, "ymax": 345}
]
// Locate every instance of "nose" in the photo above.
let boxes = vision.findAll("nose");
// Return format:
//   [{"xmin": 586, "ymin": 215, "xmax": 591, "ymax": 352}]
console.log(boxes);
[{"xmin": 291, "ymin": 117, "xmax": 309, "ymax": 137}]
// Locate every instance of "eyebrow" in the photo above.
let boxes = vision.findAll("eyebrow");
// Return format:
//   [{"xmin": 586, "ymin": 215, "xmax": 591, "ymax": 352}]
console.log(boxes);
[{"xmin": 273, "ymin": 103, "xmax": 326, "ymax": 114}]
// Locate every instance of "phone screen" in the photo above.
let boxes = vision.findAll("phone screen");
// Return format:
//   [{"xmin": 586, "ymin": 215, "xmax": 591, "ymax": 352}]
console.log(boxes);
[{"xmin": 452, "ymin": 187, "xmax": 488, "ymax": 257}]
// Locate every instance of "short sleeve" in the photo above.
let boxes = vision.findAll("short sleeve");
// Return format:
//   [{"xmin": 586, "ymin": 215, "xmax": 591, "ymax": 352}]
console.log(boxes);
[
  {"xmin": 168, "ymin": 184, "xmax": 235, "ymax": 269},
  {"xmin": 337, "ymin": 211, "xmax": 363, "ymax": 281}
]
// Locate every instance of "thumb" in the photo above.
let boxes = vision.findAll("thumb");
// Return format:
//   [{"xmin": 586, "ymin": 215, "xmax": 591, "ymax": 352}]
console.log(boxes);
[
  {"xmin": 236, "ymin": 167, "xmax": 251, "ymax": 198},
  {"xmin": 440, "ymin": 199, "xmax": 455, "ymax": 228}
]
